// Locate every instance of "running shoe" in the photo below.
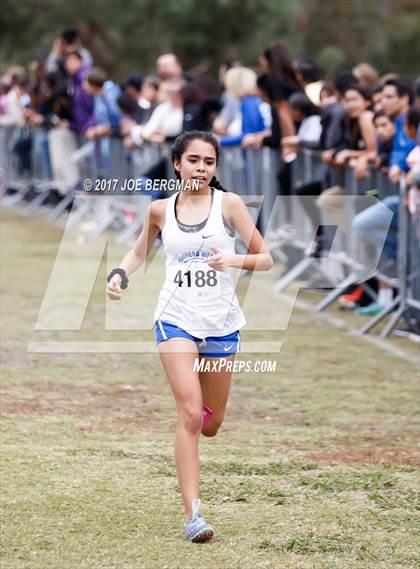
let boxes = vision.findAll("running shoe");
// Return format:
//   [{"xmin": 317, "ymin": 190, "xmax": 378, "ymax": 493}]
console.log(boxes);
[
  {"xmin": 356, "ymin": 302, "xmax": 384, "ymax": 316},
  {"xmin": 184, "ymin": 498, "xmax": 214, "ymax": 543},
  {"xmin": 339, "ymin": 286, "xmax": 363, "ymax": 308}
]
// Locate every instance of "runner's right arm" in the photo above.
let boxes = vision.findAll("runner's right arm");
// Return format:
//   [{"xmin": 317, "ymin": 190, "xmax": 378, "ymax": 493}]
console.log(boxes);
[{"xmin": 107, "ymin": 201, "xmax": 163, "ymax": 300}]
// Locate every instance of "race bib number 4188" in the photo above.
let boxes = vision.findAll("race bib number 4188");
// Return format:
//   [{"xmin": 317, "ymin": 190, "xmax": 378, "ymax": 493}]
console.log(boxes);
[{"xmin": 170, "ymin": 263, "xmax": 221, "ymax": 300}]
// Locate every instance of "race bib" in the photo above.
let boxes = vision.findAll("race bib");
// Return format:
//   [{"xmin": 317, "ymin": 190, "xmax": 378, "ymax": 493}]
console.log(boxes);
[{"xmin": 168, "ymin": 262, "xmax": 222, "ymax": 301}]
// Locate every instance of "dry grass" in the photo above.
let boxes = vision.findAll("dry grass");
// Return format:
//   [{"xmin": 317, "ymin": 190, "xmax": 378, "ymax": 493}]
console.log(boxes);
[{"xmin": 1, "ymin": 208, "xmax": 419, "ymax": 569}]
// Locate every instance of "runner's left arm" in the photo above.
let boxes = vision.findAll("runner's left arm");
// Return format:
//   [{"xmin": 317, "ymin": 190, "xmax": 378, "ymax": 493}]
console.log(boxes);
[{"xmin": 214, "ymin": 193, "xmax": 273, "ymax": 271}]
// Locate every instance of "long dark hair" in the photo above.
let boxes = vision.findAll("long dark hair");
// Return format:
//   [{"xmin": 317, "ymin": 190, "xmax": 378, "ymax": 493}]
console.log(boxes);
[
  {"xmin": 343, "ymin": 84, "xmax": 372, "ymax": 149},
  {"xmin": 171, "ymin": 130, "xmax": 227, "ymax": 191},
  {"xmin": 263, "ymin": 43, "xmax": 299, "ymax": 88}
]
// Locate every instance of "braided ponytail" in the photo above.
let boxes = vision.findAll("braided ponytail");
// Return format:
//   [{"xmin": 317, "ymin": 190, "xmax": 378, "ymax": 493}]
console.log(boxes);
[{"xmin": 210, "ymin": 176, "xmax": 228, "ymax": 192}]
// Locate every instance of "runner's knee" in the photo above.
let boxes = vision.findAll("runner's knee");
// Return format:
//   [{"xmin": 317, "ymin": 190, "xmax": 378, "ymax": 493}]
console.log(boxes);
[{"xmin": 178, "ymin": 405, "xmax": 203, "ymax": 433}]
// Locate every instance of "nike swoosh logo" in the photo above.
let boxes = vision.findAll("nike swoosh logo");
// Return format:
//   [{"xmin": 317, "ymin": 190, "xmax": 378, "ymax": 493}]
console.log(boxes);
[
  {"xmin": 202, "ymin": 234, "xmax": 215, "ymax": 239},
  {"xmin": 224, "ymin": 344, "xmax": 234, "ymax": 351}
]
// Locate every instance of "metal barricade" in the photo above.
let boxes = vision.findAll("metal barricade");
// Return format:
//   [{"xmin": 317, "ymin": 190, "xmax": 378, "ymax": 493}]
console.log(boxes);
[
  {"xmin": 407, "ymin": 209, "xmax": 420, "ymax": 331},
  {"xmin": 359, "ymin": 178, "xmax": 420, "ymax": 337},
  {"xmin": 291, "ymin": 149, "xmax": 325, "ymax": 249},
  {"xmin": 21, "ymin": 126, "xmax": 58, "ymax": 215},
  {"xmin": 217, "ymin": 145, "xmax": 281, "ymax": 230},
  {"xmin": 69, "ymin": 136, "xmax": 146, "ymax": 239},
  {"xmin": 105, "ymin": 138, "xmax": 153, "ymax": 242},
  {"xmin": 271, "ymin": 149, "xmax": 344, "ymax": 292},
  {"xmin": 271, "ymin": 148, "xmax": 402, "ymax": 308},
  {"xmin": 218, "ymin": 146, "xmax": 248, "ymax": 196},
  {"xmin": 2, "ymin": 129, "xmax": 418, "ymax": 337},
  {"xmin": 0, "ymin": 126, "xmax": 31, "ymax": 204},
  {"xmin": 314, "ymin": 165, "xmax": 400, "ymax": 312}
]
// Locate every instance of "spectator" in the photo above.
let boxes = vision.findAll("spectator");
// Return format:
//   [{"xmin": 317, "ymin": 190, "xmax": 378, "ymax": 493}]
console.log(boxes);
[
  {"xmin": 180, "ymin": 82, "xmax": 207, "ymax": 131},
  {"xmin": 241, "ymin": 73, "xmax": 281, "ymax": 149},
  {"xmin": 41, "ymin": 51, "xmax": 92, "ymax": 195},
  {"xmin": 157, "ymin": 53, "xmax": 220, "ymax": 129},
  {"xmin": 352, "ymin": 62, "xmax": 379, "ymax": 88},
  {"xmin": 123, "ymin": 73, "xmax": 156, "ymax": 123},
  {"xmin": 382, "ymin": 77, "xmax": 411, "ymax": 120},
  {"xmin": 333, "ymin": 71, "xmax": 358, "ymax": 98},
  {"xmin": 64, "ymin": 51, "xmax": 94, "ymax": 134},
  {"xmin": 347, "ymin": 108, "xmax": 398, "ymax": 181},
  {"xmin": 0, "ymin": 75, "xmax": 9, "ymax": 115},
  {"xmin": 124, "ymin": 73, "xmax": 143, "ymax": 101},
  {"xmin": 0, "ymin": 68, "xmax": 32, "ymax": 177},
  {"xmin": 213, "ymin": 60, "xmax": 241, "ymax": 135},
  {"xmin": 46, "ymin": 26, "xmax": 93, "ymax": 75},
  {"xmin": 283, "ymin": 92, "xmax": 322, "ymax": 150},
  {"xmin": 117, "ymin": 93, "xmax": 144, "ymax": 124},
  {"xmin": 351, "ymin": 106, "xmax": 420, "ymax": 316},
  {"xmin": 27, "ymin": 58, "xmax": 48, "ymax": 113},
  {"xmin": 22, "ymin": 71, "xmax": 68, "ymax": 195},
  {"xmin": 83, "ymin": 67, "xmax": 121, "ymax": 139},
  {"xmin": 295, "ymin": 56, "xmax": 323, "ymax": 105},
  {"xmin": 317, "ymin": 84, "xmax": 377, "ymax": 231},
  {"xmin": 319, "ymin": 81, "xmax": 338, "ymax": 107},
  {"xmin": 156, "ymin": 53, "xmax": 183, "ymax": 81},
  {"xmin": 0, "ymin": 66, "xmax": 27, "ymax": 127},
  {"xmin": 319, "ymin": 72, "xmax": 358, "ymax": 168},
  {"xmin": 404, "ymin": 106, "xmax": 420, "ymax": 196},
  {"xmin": 140, "ymin": 76, "xmax": 160, "ymax": 111},
  {"xmin": 372, "ymin": 110, "xmax": 397, "ymax": 170},
  {"xmin": 379, "ymin": 73, "xmax": 399, "ymax": 86},
  {"xmin": 333, "ymin": 84, "xmax": 377, "ymax": 172},
  {"xmin": 126, "ymin": 79, "xmax": 184, "ymax": 147},
  {"xmin": 371, "ymin": 83, "xmax": 384, "ymax": 112},
  {"xmin": 277, "ymin": 93, "xmax": 322, "ymax": 234},
  {"xmin": 352, "ymin": 194, "xmax": 397, "ymax": 317},
  {"xmin": 260, "ymin": 42, "xmax": 302, "ymax": 138},
  {"xmin": 29, "ymin": 71, "xmax": 72, "ymax": 129},
  {"xmin": 217, "ymin": 67, "xmax": 271, "ymax": 147},
  {"xmin": 319, "ymin": 81, "xmax": 347, "ymax": 151},
  {"xmin": 382, "ymin": 77, "xmax": 416, "ymax": 182},
  {"xmin": 192, "ymin": 71, "xmax": 221, "ymax": 99},
  {"xmin": 414, "ymin": 77, "xmax": 420, "ymax": 112},
  {"xmin": 339, "ymin": 107, "xmax": 402, "ymax": 309},
  {"xmin": 294, "ymin": 83, "xmax": 346, "ymax": 257}
]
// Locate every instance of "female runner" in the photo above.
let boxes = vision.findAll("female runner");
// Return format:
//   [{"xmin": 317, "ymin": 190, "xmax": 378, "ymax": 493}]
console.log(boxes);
[{"xmin": 107, "ymin": 131, "xmax": 273, "ymax": 542}]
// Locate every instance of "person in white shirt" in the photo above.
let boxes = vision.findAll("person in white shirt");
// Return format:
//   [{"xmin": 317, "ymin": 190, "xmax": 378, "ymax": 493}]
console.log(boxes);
[
  {"xmin": 124, "ymin": 79, "xmax": 184, "ymax": 148},
  {"xmin": 0, "ymin": 67, "xmax": 26, "ymax": 127},
  {"xmin": 281, "ymin": 92, "xmax": 322, "ymax": 155}
]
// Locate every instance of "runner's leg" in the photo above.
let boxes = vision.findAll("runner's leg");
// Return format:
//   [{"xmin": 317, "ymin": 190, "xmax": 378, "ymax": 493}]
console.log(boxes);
[
  {"xmin": 199, "ymin": 354, "xmax": 235, "ymax": 437},
  {"xmin": 158, "ymin": 338, "xmax": 202, "ymax": 519}
]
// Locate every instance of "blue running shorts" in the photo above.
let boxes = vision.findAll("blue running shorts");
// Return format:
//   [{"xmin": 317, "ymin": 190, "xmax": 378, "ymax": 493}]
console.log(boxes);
[{"xmin": 155, "ymin": 320, "xmax": 240, "ymax": 358}]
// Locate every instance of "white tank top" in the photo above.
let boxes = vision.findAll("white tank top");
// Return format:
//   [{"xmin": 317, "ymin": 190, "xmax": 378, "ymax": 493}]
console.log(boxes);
[{"xmin": 153, "ymin": 188, "xmax": 246, "ymax": 339}]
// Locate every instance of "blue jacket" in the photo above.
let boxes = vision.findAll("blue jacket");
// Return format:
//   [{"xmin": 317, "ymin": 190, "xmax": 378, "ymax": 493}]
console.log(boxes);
[
  {"xmin": 86, "ymin": 81, "xmax": 122, "ymax": 133},
  {"xmin": 389, "ymin": 113, "xmax": 416, "ymax": 171},
  {"xmin": 220, "ymin": 96, "xmax": 270, "ymax": 147}
]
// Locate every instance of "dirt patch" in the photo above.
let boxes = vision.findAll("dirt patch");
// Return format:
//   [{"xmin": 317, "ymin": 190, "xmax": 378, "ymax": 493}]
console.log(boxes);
[
  {"xmin": 306, "ymin": 445, "xmax": 420, "ymax": 466},
  {"xmin": 1, "ymin": 400, "xmax": 46, "ymax": 415},
  {"xmin": 1, "ymin": 381, "xmax": 170, "ymax": 433},
  {"xmin": 256, "ymin": 437, "xmax": 420, "ymax": 466}
]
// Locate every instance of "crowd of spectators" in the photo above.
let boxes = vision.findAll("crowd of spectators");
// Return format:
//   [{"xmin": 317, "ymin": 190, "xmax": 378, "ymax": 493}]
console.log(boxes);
[{"xmin": 1, "ymin": 26, "xmax": 419, "ymax": 321}]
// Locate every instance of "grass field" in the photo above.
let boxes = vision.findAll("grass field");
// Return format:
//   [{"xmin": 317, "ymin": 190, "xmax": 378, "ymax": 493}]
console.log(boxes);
[{"xmin": 1, "ymin": 208, "xmax": 419, "ymax": 569}]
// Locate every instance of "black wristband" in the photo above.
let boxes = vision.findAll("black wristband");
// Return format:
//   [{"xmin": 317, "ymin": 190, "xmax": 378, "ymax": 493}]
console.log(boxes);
[{"xmin": 107, "ymin": 268, "xmax": 129, "ymax": 289}]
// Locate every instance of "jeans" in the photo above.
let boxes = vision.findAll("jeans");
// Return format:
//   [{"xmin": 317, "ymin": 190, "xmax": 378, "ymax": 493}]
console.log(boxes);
[{"xmin": 352, "ymin": 196, "xmax": 399, "ymax": 260}]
